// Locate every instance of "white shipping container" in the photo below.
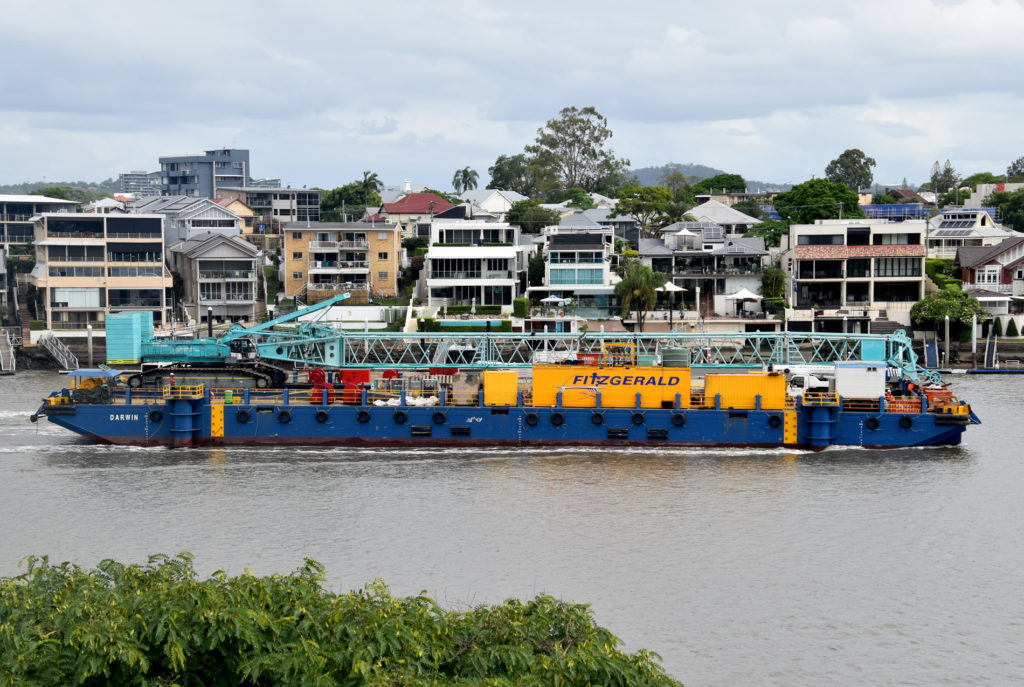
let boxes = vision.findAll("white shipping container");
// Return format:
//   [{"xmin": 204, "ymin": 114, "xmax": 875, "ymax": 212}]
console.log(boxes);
[{"xmin": 835, "ymin": 361, "xmax": 887, "ymax": 398}]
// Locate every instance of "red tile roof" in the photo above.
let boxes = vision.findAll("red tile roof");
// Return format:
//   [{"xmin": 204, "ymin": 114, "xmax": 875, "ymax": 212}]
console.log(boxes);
[
  {"xmin": 381, "ymin": 192, "xmax": 454, "ymax": 215},
  {"xmin": 795, "ymin": 245, "xmax": 926, "ymax": 259}
]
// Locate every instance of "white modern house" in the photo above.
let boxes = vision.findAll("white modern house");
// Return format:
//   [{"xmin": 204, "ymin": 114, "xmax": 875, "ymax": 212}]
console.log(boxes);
[
  {"xmin": 169, "ymin": 232, "xmax": 263, "ymax": 325},
  {"xmin": 424, "ymin": 221, "xmax": 526, "ymax": 310},
  {"xmin": 926, "ymin": 209, "xmax": 1016, "ymax": 259}
]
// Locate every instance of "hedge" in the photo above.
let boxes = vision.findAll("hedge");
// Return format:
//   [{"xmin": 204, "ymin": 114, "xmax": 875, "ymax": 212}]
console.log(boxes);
[
  {"xmin": 0, "ymin": 554, "xmax": 680, "ymax": 686},
  {"xmin": 418, "ymin": 318, "xmax": 512, "ymax": 333},
  {"xmin": 513, "ymin": 298, "xmax": 530, "ymax": 318}
]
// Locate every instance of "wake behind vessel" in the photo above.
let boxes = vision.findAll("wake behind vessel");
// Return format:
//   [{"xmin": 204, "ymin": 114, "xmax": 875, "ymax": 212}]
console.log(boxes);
[{"xmin": 32, "ymin": 299, "xmax": 979, "ymax": 450}]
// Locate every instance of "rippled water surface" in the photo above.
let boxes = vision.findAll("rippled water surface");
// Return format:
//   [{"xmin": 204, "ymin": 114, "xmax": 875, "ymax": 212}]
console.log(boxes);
[{"xmin": 2, "ymin": 371, "xmax": 1022, "ymax": 686}]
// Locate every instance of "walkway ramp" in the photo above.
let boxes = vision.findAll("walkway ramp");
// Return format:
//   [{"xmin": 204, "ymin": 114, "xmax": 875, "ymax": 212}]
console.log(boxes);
[
  {"xmin": 984, "ymin": 335, "xmax": 998, "ymax": 368},
  {"xmin": 0, "ymin": 329, "xmax": 15, "ymax": 374},
  {"xmin": 923, "ymin": 339, "xmax": 939, "ymax": 368},
  {"xmin": 37, "ymin": 332, "xmax": 79, "ymax": 371}
]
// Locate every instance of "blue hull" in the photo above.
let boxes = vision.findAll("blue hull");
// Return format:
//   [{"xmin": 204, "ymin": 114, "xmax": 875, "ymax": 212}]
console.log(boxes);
[{"xmin": 40, "ymin": 401, "xmax": 971, "ymax": 450}]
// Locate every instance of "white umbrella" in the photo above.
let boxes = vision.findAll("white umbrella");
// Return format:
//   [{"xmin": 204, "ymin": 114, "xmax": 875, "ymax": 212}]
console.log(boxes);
[
  {"xmin": 657, "ymin": 282, "xmax": 686, "ymax": 292},
  {"xmin": 540, "ymin": 295, "xmax": 566, "ymax": 304},
  {"xmin": 724, "ymin": 287, "xmax": 761, "ymax": 300}
]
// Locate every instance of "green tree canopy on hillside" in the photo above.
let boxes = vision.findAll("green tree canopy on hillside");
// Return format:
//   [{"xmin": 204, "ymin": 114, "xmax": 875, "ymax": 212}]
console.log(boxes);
[
  {"xmin": 910, "ymin": 287, "xmax": 986, "ymax": 338},
  {"xmin": 982, "ymin": 188, "xmax": 1024, "ymax": 230},
  {"xmin": 692, "ymin": 173, "xmax": 746, "ymax": 195},
  {"xmin": 613, "ymin": 184, "xmax": 673, "ymax": 231},
  {"xmin": 319, "ymin": 180, "xmax": 381, "ymax": 222},
  {"xmin": 772, "ymin": 178, "xmax": 865, "ymax": 224},
  {"xmin": 525, "ymin": 106, "xmax": 630, "ymax": 195}
]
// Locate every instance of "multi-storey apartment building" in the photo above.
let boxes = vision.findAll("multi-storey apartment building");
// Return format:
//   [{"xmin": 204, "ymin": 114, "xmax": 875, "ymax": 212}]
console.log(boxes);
[
  {"xmin": 132, "ymin": 196, "xmax": 242, "ymax": 245},
  {"xmin": 784, "ymin": 219, "xmax": 927, "ymax": 330},
  {"xmin": 170, "ymin": 232, "xmax": 262, "ymax": 325},
  {"xmin": 28, "ymin": 213, "xmax": 171, "ymax": 332},
  {"xmin": 219, "ymin": 187, "xmax": 320, "ymax": 227},
  {"xmin": 424, "ymin": 221, "xmax": 525, "ymax": 309},
  {"xmin": 118, "ymin": 171, "xmax": 161, "ymax": 197},
  {"xmin": 159, "ymin": 148, "xmax": 250, "ymax": 198},
  {"xmin": 282, "ymin": 222, "xmax": 401, "ymax": 304},
  {"xmin": 0, "ymin": 194, "xmax": 78, "ymax": 256}
]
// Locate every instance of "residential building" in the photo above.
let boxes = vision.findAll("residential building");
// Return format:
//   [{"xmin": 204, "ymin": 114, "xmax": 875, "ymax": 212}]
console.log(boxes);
[
  {"xmin": 0, "ymin": 247, "xmax": 7, "ymax": 320},
  {"xmin": 458, "ymin": 189, "xmax": 527, "ymax": 220},
  {"xmin": 642, "ymin": 222, "xmax": 768, "ymax": 315},
  {"xmin": 530, "ymin": 222, "xmax": 616, "ymax": 317},
  {"xmin": 366, "ymin": 192, "xmax": 454, "ymax": 238},
  {"xmin": 686, "ymin": 198, "xmax": 761, "ymax": 234},
  {"xmin": 960, "ymin": 182, "xmax": 1024, "ymax": 209},
  {"xmin": 218, "ymin": 186, "xmax": 320, "ymax": 228},
  {"xmin": 170, "ymin": 232, "xmax": 262, "ymax": 325},
  {"xmin": 283, "ymin": 222, "xmax": 401, "ymax": 304},
  {"xmin": 424, "ymin": 220, "xmax": 525, "ymax": 310},
  {"xmin": 926, "ymin": 209, "xmax": 1014, "ymax": 259},
  {"xmin": 0, "ymin": 194, "xmax": 78, "ymax": 256},
  {"xmin": 132, "ymin": 196, "xmax": 242, "ymax": 245},
  {"xmin": 28, "ymin": 213, "xmax": 171, "ymax": 331},
  {"xmin": 118, "ymin": 170, "xmax": 161, "ymax": 197},
  {"xmin": 955, "ymin": 237, "xmax": 1024, "ymax": 315},
  {"xmin": 83, "ymin": 198, "xmax": 127, "ymax": 214},
  {"xmin": 784, "ymin": 219, "xmax": 927, "ymax": 331},
  {"xmin": 159, "ymin": 148, "xmax": 250, "ymax": 198}
]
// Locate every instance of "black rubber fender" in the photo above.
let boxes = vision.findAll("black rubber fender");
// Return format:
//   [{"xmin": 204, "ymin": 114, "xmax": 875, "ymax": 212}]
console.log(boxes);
[
  {"xmin": 865, "ymin": 416, "xmax": 880, "ymax": 430},
  {"xmin": 671, "ymin": 412, "xmax": 685, "ymax": 427},
  {"xmin": 278, "ymin": 409, "xmax": 292, "ymax": 424},
  {"xmin": 236, "ymin": 409, "xmax": 251, "ymax": 423},
  {"xmin": 631, "ymin": 412, "xmax": 645, "ymax": 425},
  {"xmin": 357, "ymin": 409, "xmax": 371, "ymax": 423},
  {"xmin": 551, "ymin": 411, "xmax": 565, "ymax": 426},
  {"xmin": 315, "ymin": 410, "xmax": 329, "ymax": 423},
  {"xmin": 525, "ymin": 412, "xmax": 539, "ymax": 426},
  {"xmin": 393, "ymin": 410, "xmax": 408, "ymax": 424},
  {"xmin": 899, "ymin": 415, "xmax": 913, "ymax": 429},
  {"xmin": 432, "ymin": 411, "xmax": 446, "ymax": 425},
  {"xmin": 768, "ymin": 414, "xmax": 782, "ymax": 428},
  {"xmin": 591, "ymin": 412, "xmax": 604, "ymax": 425},
  {"xmin": 148, "ymin": 409, "xmax": 163, "ymax": 423}
]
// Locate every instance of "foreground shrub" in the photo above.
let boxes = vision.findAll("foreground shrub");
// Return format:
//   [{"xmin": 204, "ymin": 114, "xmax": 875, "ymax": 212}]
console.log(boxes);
[{"xmin": 0, "ymin": 553, "xmax": 680, "ymax": 686}]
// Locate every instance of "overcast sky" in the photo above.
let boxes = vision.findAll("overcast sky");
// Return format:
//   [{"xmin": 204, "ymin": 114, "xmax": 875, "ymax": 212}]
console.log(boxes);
[{"xmin": 3, "ymin": 0, "xmax": 1023, "ymax": 191}]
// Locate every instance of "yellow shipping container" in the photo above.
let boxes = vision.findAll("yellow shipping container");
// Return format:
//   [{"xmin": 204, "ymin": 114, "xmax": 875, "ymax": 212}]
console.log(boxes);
[
  {"xmin": 531, "ymin": 366, "xmax": 691, "ymax": 409},
  {"xmin": 703, "ymin": 372, "xmax": 786, "ymax": 410},
  {"xmin": 483, "ymin": 370, "xmax": 519, "ymax": 406}
]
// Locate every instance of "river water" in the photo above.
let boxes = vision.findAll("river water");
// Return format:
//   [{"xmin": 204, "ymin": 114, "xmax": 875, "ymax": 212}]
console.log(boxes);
[{"xmin": 1, "ymin": 371, "xmax": 1021, "ymax": 686}]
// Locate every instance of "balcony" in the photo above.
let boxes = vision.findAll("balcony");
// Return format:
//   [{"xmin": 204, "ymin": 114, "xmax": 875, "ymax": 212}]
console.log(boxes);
[
  {"xmin": 307, "ymin": 282, "xmax": 370, "ymax": 291},
  {"xmin": 198, "ymin": 270, "xmax": 255, "ymax": 280},
  {"xmin": 199, "ymin": 294, "xmax": 254, "ymax": 303},
  {"xmin": 429, "ymin": 271, "xmax": 481, "ymax": 280},
  {"xmin": 109, "ymin": 298, "xmax": 164, "ymax": 308},
  {"xmin": 309, "ymin": 240, "xmax": 368, "ymax": 250},
  {"xmin": 308, "ymin": 260, "xmax": 369, "ymax": 272}
]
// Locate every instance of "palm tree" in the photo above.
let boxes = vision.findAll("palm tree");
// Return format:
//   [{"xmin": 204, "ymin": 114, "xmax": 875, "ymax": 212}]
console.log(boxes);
[
  {"xmin": 360, "ymin": 170, "xmax": 383, "ymax": 205},
  {"xmin": 452, "ymin": 166, "xmax": 479, "ymax": 194},
  {"xmin": 614, "ymin": 261, "xmax": 665, "ymax": 332}
]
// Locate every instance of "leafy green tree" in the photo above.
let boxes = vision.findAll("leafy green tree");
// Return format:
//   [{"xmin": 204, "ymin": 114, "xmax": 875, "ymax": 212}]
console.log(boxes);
[
  {"xmin": 320, "ymin": 182, "xmax": 381, "ymax": 221},
  {"xmin": 525, "ymin": 106, "xmax": 630, "ymax": 193},
  {"xmin": 1006, "ymin": 317, "xmax": 1020, "ymax": 337},
  {"xmin": 656, "ymin": 198, "xmax": 695, "ymax": 228},
  {"xmin": 1007, "ymin": 156, "xmax": 1024, "ymax": 179},
  {"xmin": 760, "ymin": 265, "xmax": 786, "ymax": 298},
  {"xmin": 507, "ymin": 199, "xmax": 561, "ymax": 234},
  {"xmin": 360, "ymin": 169, "xmax": 383, "ymax": 196},
  {"xmin": 562, "ymin": 186, "xmax": 597, "ymax": 209},
  {"xmin": 613, "ymin": 184, "xmax": 673, "ymax": 232},
  {"xmin": 824, "ymin": 148, "xmax": 876, "ymax": 190},
  {"xmin": 872, "ymin": 192, "xmax": 896, "ymax": 204},
  {"xmin": 660, "ymin": 170, "xmax": 699, "ymax": 195},
  {"xmin": 730, "ymin": 198, "xmax": 764, "ymax": 219},
  {"xmin": 422, "ymin": 188, "xmax": 461, "ymax": 206},
  {"xmin": 486, "ymin": 153, "xmax": 556, "ymax": 198},
  {"xmin": 961, "ymin": 171, "xmax": 1005, "ymax": 189},
  {"xmin": 930, "ymin": 159, "xmax": 961, "ymax": 194},
  {"xmin": 692, "ymin": 173, "xmax": 746, "ymax": 195},
  {"xmin": 772, "ymin": 178, "xmax": 865, "ymax": 224},
  {"xmin": 452, "ymin": 166, "xmax": 479, "ymax": 194},
  {"xmin": 982, "ymin": 188, "xmax": 1024, "ymax": 230},
  {"xmin": 0, "ymin": 554, "xmax": 678, "ymax": 686},
  {"xmin": 992, "ymin": 316, "xmax": 1003, "ymax": 337},
  {"xmin": 746, "ymin": 219, "xmax": 788, "ymax": 248},
  {"xmin": 910, "ymin": 286, "xmax": 986, "ymax": 340},
  {"xmin": 615, "ymin": 260, "xmax": 665, "ymax": 331}
]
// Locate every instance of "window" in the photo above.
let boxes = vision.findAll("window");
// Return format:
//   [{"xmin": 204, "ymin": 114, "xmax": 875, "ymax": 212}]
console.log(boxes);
[
  {"xmin": 874, "ymin": 258, "xmax": 922, "ymax": 277},
  {"xmin": 199, "ymin": 283, "xmax": 222, "ymax": 301},
  {"xmin": 377, "ymin": 232, "xmax": 388, "ymax": 240},
  {"xmin": 52, "ymin": 287, "xmax": 102, "ymax": 307},
  {"xmin": 292, "ymin": 252, "xmax": 303, "ymax": 259},
  {"xmin": 977, "ymin": 266, "xmax": 1000, "ymax": 284},
  {"xmin": 1016, "ymin": 268, "xmax": 1024, "ymax": 280},
  {"xmin": 378, "ymin": 272, "xmax": 389, "ymax": 280},
  {"xmin": 378, "ymin": 252, "xmax": 388, "ymax": 260},
  {"xmin": 292, "ymin": 232, "xmax": 302, "ymax": 239},
  {"xmin": 293, "ymin": 272, "xmax": 303, "ymax": 280},
  {"xmin": 225, "ymin": 282, "xmax": 252, "ymax": 301}
]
